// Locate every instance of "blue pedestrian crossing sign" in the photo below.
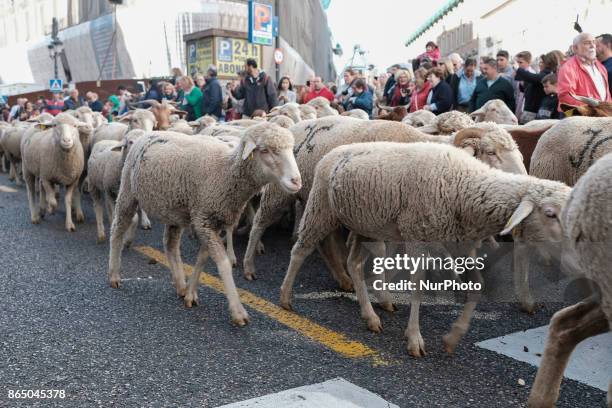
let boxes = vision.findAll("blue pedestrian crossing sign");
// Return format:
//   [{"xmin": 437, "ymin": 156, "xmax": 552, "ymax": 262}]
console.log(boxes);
[{"xmin": 49, "ymin": 78, "xmax": 63, "ymax": 92}]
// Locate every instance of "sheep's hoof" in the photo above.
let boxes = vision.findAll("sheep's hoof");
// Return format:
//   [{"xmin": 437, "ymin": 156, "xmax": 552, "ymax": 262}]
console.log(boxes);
[
  {"xmin": 244, "ymin": 271, "xmax": 257, "ymax": 281},
  {"xmin": 520, "ymin": 300, "xmax": 537, "ymax": 315},
  {"xmin": 66, "ymin": 223, "xmax": 76, "ymax": 232},
  {"xmin": 176, "ymin": 286, "xmax": 187, "ymax": 298},
  {"xmin": 184, "ymin": 293, "xmax": 199, "ymax": 308},
  {"xmin": 76, "ymin": 212, "xmax": 85, "ymax": 223},
  {"xmin": 406, "ymin": 332, "xmax": 426, "ymax": 357},
  {"xmin": 110, "ymin": 280, "xmax": 121, "ymax": 289},
  {"xmin": 338, "ymin": 279, "xmax": 354, "ymax": 292},
  {"xmin": 380, "ymin": 302, "xmax": 397, "ymax": 313},
  {"xmin": 231, "ymin": 307, "xmax": 250, "ymax": 326},
  {"xmin": 279, "ymin": 299, "xmax": 293, "ymax": 311},
  {"xmin": 31, "ymin": 217, "xmax": 41, "ymax": 225},
  {"xmin": 228, "ymin": 255, "xmax": 237, "ymax": 267},
  {"xmin": 442, "ymin": 333, "xmax": 459, "ymax": 354},
  {"xmin": 366, "ymin": 315, "xmax": 383, "ymax": 333},
  {"xmin": 97, "ymin": 235, "xmax": 107, "ymax": 244}
]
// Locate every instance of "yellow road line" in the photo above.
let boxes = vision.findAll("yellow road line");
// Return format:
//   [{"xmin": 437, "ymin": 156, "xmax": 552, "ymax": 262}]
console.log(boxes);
[
  {"xmin": 0, "ymin": 185, "xmax": 18, "ymax": 193},
  {"xmin": 135, "ymin": 245, "xmax": 390, "ymax": 366}
]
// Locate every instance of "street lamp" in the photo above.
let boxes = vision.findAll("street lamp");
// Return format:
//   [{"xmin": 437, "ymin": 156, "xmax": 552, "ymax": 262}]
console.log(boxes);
[{"xmin": 48, "ymin": 18, "xmax": 63, "ymax": 80}]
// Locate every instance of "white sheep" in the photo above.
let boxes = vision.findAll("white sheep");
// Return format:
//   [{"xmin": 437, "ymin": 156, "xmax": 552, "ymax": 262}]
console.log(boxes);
[
  {"xmin": 280, "ymin": 142, "xmax": 571, "ymax": 356},
  {"xmin": 529, "ymin": 152, "xmax": 612, "ymax": 407},
  {"xmin": 86, "ymin": 129, "xmax": 148, "ymax": 243},
  {"xmin": 244, "ymin": 117, "xmax": 527, "ymax": 286},
  {"xmin": 307, "ymin": 96, "xmax": 340, "ymax": 117},
  {"xmin": 269, "ymin": 103, "xmax": 301, "ymax": 123},
  {"xmin": 298, "ymin": 104, "xmax": 318, "ymax": 120},
  {"xmin": 167, "ymin": 119, "xmax": 194, "ymax": 135},
  {"xmin": 402, "ymin": 110, "xmax": 436, "ymax": 127},
  {"xmin": 515, "ymin": 117, "xmax": 612, "ymax": 312},
  {"xmin": 341, "ymin": 109, "xmax": 369, "ymax": 120},
  {"xmin": 267, "ymin": 115, "xmax": 296, "ymax": 128},
  {"xmin": 20, "ymin": 116, "xmax": 90, "ymax": 231},
  {"xmin": 530, "ymin": 117, "xmax": 612, "ymax": 186},
  {"xmin": 470, "ymin": 99, "xmax": 518, "ymax": 125},
  {"xmin": 91, "ymin": 109, "xmax": 157, "ymax": 147},
  {"xmin": 188, "ymin": 115, "xmax": 218, "ymax": 133},
  {"xmin": 107, "ymin": 123, "xmax": 301, "ymax": 326},
  {"xmin": 0, "ymin": 125, "xmax": 28, "ymax": 185},
  {"xmin": 418, "ymin": 110, "xmax": 475, "ymax": 134}
]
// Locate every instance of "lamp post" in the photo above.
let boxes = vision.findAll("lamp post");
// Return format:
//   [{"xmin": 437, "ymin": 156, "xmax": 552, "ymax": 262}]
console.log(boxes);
[{"xmin": 47, "ymin": 18, "xmax": 63, "ymax": 80}]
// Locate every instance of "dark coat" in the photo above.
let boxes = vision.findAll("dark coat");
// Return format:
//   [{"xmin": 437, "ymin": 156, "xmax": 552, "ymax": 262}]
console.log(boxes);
[
  {"xmin": 201, "ymin": 76, "xmax": 223, "ymax": 118},
  {"xmin": 383, "ymin": 75, "xmax": 396, "ymax": 102},
  {"xmin": 232, "ymin": 71, "xmax": 278, "ymax": 116},
  {"xmin": 88, "ymin": 99, "xmax": 103, "ymax": 112},
  {"xmin": 469, "ymin": 76, "xmax": 516, "ymax": 113},
  {"xmin": 63, "ymin": 96, "xmax": 86, "ymax": 111},
  {"xmin": 515, "ymin": 68, "xmax": 550, "ymax": 114},
  {"xmin": 428, "ymin": 80, "xmax": 454, "ymax": 114},
  {"xmin": 448, "ymin": 73, "xmax": 460, "ymax": 107},
  {"xmin": 345, "ymin": 90, "xmax": 373, "ymax": 118}
]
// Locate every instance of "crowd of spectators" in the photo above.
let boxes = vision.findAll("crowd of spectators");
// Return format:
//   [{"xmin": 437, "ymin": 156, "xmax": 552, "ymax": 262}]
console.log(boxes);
[{"xmin": 2, "ymin": 32, "xmax": 610, "ymax": 125}]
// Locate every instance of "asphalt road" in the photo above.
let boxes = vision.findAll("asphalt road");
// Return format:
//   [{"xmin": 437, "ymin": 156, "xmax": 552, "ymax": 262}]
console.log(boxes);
[{"xmin": 0, "ymin": 172, "xmax": 607, "ymax": 408}]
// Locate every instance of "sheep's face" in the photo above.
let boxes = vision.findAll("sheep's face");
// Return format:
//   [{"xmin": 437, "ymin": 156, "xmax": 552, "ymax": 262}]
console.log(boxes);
[
  {"xmin": 501, "ymin": 186, "xmax": 571, "ymax": 243},
  {"xmin": 53, "ymin": 124, "xmax": 79, "ymax": 151},
  {"xmin": 243, "ymin": 125, "xmax": 301, "ymax": 193},
  {"xmin": 122, "ymin": 110, "xmax": 157, "ymax": 132},
  {"xmin": 76, "ymin": 109, "xmax": 95, "ymax": 128},
  {"xmin": 477, "ymin": 138, "xmax": 526, "ymax": 175},
  {"xmin": 470, "ymin": 100, "xmax": 518, "ymax": 125}
]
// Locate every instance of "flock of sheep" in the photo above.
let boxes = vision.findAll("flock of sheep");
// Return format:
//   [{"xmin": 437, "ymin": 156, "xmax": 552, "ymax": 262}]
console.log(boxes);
[{"xmin": 0, "ymin": 94, "xmax": 611, "ymax": 407}]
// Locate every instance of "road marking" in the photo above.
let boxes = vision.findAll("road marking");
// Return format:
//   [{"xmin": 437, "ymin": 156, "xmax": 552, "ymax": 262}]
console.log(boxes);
[
  {"xmin": 476, "ymin": 325, "xmax": 612, "ymax": 391},
  {"xmin": 135, "ymin": 246, "xmax": 390, "ymax": 366},
  {"xmin": 0, "ymin": 185, "xmax": 18, "ymax": 193},
  {"xmin": 216, "ymin": 377, "xmax": 399, "ymax": 408}
]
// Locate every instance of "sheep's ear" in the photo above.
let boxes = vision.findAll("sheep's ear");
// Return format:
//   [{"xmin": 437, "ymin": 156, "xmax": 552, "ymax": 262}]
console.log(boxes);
[
  {"xmin": 500, "ymin": 200, "xmax": 535, "ymax": 235},
  {"xmin": 241, "ymin": 137, "xmax": 257, "ymax": 160},
  {"xmin": 110, "ymin": 145, "xmax": 123, "ymax": 152}
]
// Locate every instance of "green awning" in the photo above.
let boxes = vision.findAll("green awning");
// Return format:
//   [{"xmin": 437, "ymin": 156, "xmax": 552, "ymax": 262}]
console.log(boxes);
[{"xmin": 404, "ymin": 0, "xmax": 464, "ymax": 46}]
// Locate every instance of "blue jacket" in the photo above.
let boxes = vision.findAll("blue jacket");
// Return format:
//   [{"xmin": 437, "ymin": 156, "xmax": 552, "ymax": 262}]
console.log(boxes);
[
  {"xmin": 202, "ymin": 76, "xmax": 223, "ymax": 118},
  {"xmin": 344, "ymin": 89, "xmax": 373, "ymax": 118},
  {"xmin": 427, "ymin": 80, "xmax": 453, "ymax": 114}
]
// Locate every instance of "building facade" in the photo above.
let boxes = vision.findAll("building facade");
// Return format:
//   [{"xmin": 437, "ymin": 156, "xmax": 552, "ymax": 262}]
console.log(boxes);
[{"xmin": 0, "ymin": 0, "xmax": 335, "ymax": 92}]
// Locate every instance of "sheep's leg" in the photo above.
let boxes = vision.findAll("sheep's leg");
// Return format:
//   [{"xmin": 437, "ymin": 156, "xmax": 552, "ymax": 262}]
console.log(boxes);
[
  {"xmin": 108, "ymin": 193, "xmax": 138, "ymax": 289},
  {"xmin": 235, "ymin": 200, "xmax": 256, "ymax": 236},
  {"xmin": 347, "ymin": 234, "xmax": 382, "ymax": 333},
  {"xmin": 72, "ymin": 183, "xmax": 85, "ymax": 223},
  {"xmin": 365, "ymin": 240, "xmax": 395, "ymax": 312},
  {"xmin": 194, "ymin": 225, "xmax": 248, "ymax": 326},
  {"xmin": 243, "ymin": 192, "xmax": 295, "ymax": 280},
  {"xmin": 317, "ymin": 230, "xmax": 354, "ymax": 291},
  {"xmin": 292, "ymin": 200, "xmax": 303, "ymax": 242},
  {"xmin": 105, "ymin": 194, "xmax": 115, "ymax": 222},
  {"xmin": 405, "ymin": 264, "xmax": 426, "ymax": 357},
  {"xmin": 514, "ymin": 241, "xmax": 535, "ymax": 313},
  {"xmin": 139, "ymin": 207, "xmax": 151, "ymax": 230},
  {"xmin": 442, "ymin": 265, "xmax": 483, "ymax": 354},
  {"xmin": 38, "ymin": 179, "xmax": 47, "ymax": 218},
  {"xmin": 41, "ymin": 179, "xmax": 57, "ymax": 215},
  {"xmin": 225, "ymin": 223, "xmax": 237, "ymax": 267},
  {"xmin": 184, "ymin": 246, "xmax": 209, "ymax": 308},
  {"xmin": 90, "ymin": 187, "xmax": 106, "ymax": 243},
  {"xmin": 123, "ymin": 213, "xmax": 139, "ymax": 248},
  {"xmin": 280, "ymin": 190, "xmax": 340, "ymax": 311},
  {"xmin": 527, "ymin": 297, "xmax": 608, "ymax": 408},
  {"xmin": 63, "ymin": 182, "xmax": 78, "ymax": 232},
  {"xmin": 1, "ymin": 154, "xmax": 7, "ymax": 173},
  {"xmin": 24, "ymin": 171, "xmax": 41, "ymax": 225},
  {"xmin": 163, "ymin": 225, "xmax": 186, "ymax": 297},
  {"xmin": 8, "ymin": 158, "xmax": 15, "ymax": 180}
]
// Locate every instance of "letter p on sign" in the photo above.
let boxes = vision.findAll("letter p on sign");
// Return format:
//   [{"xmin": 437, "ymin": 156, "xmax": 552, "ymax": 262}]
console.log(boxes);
[{"xmin": 254, "ymin": 4, "xmax": 271, "ymax": 31}]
